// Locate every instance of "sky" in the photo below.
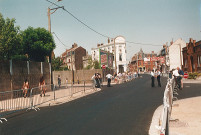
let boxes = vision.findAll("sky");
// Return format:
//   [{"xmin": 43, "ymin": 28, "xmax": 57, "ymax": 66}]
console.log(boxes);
[{"xmin": 0, "ymin": 0, "xmax": 201, "ymax": 60}]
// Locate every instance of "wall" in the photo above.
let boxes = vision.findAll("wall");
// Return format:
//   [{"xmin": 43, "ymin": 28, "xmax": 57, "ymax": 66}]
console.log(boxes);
[
  {"xmin": 53, "ymin": 69, "xmax": 114, "ymax": 85},
  {"xmin": 0, "ymin": 60, "xmax": 50, "ymax": 92}
]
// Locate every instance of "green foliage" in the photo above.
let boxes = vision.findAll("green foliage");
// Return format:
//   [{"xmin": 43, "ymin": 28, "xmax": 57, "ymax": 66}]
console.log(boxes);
[
  {"xmin": 63, "ymin": 66, "xmax": 69, "ymax": 71},
  {"xmin": 94, "ymin": 60, "xmax": 100, "ymax": 69},
  {"xmin": 11, "ymin": 55, "xmax": 28, "ymax": 61},
  {"xmin": 188, "ymin": 72, "xmax": 198, "ymax": 79},
  {"xmin": 21, "ymin": 27, "xmax": 55, "ymax": 62},
  {"xmin": 0, "ymin": 13, "xmax": 22, "ymax": 60},
  {"xmin": 52, "ymin": 57, "xmax": 64, "ymax": 71},
  {"xmin": 198, "ymin": 73, "xmax": 201, "ymax": 77}
]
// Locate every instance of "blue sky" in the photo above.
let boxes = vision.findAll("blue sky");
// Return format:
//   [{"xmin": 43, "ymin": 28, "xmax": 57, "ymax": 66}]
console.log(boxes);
[{"xmin": 0, "ymin": 0, "xmax": 201, "ymax": 60}]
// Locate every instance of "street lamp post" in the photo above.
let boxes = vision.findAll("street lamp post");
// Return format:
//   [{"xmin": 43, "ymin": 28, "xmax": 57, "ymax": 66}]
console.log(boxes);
[{"xmin": 113, "ymin": 36, "xmax": 118, "ymax": 73}]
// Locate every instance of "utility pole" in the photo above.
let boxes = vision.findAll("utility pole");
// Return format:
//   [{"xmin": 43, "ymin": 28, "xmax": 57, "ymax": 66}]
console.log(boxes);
[
  {"xmin": 179, "ymin": 44, "xmax": 182, "ymax": 69},
  {"xmin": 114, "ymin": 37, "xmax": 117, "ymax": 73},
  {"xmin": 46, "ymin": 0, "xmax": 63, "ymax": 85}
]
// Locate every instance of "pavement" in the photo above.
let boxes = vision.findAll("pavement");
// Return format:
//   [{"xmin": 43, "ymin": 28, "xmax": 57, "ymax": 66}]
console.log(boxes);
[
  {"xmin": 0, "ymin": 75, "xmax": 167, "ymax": 135},
  {"xmin": 149, "ymin": 78, "xmax": 201, "ymax": 135},
  {"xmin": 1, "ymin": 76, "xmax": 201, "ymax": 135}
]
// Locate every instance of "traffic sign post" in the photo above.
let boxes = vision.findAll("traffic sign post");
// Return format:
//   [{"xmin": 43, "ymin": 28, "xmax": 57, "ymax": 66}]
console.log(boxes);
[{"xmin": 102, "ymin": 65, "xmax": 106, "ymax": 69}]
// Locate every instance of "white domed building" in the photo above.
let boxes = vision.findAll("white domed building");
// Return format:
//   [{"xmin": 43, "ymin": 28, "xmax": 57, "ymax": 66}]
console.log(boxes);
[{"xmin": 91, "ymin": 36, "xmax": 128, "ymax": 73}]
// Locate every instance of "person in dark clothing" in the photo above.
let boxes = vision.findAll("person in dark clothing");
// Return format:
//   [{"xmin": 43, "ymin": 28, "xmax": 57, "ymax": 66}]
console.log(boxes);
[
  {"xmin": 156, "ymin": 69, "xmax": 161, "ymax": 87},
  {"xmin": 150, "ymin": 70, "xmax": 155, "ymax": 87},
  {"xmin": 177, "ymin": 67, "xmax": 184, "ymax": 89},
  {"xmin": 95, "ymin": 73, "xmax": 101, "ymax": 89},
  {"xmin": 58, "ymin": 75, "xmax": 61, "ymax": 88}
]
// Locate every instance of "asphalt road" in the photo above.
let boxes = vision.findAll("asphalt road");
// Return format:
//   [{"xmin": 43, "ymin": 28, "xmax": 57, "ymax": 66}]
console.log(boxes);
[{"xmin": 0, "ymin": 75, "xmax": 200, "ymax": 135}]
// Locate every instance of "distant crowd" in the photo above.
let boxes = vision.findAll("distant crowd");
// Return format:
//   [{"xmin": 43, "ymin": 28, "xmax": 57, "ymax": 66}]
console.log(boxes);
[{"xmin": 91, "ymin": 71, "xmax": 141, "ymax": 90}]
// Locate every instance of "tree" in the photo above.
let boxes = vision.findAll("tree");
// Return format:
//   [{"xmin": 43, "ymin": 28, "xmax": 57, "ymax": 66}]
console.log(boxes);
[
  {"xmin": 52, "ymin": 57, "xmax": 68, "ymax": 71},
  {"xmin": 21, "ymin": 27, "xmax": 55, "ymax": 62},
  {"xmin": 52, "ymin": 57, "xmax": 63, "ymax": 71},
  {"xmin": 84, "ymin": 56, "xmax": 94, "ymax": 69},
  {"xmin": 0, "ymin": 13, "xmax": 22, "ymax": 60},
  {"xmin": 94, "ymin": 60, "xmax": 101, "ymax": 69}
]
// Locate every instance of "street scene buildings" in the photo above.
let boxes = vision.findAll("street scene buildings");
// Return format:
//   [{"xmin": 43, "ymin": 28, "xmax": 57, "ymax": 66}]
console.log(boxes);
[
  {"xmin": 1, "ymin": 1, "xmax": 201, "ymax": 135},
  {"xmin": 91, "ymin": 36, "xmax": 127, "ymax": 73}
]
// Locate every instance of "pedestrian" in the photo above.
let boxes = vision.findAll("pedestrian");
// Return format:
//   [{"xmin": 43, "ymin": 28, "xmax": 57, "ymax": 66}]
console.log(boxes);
[
  {"xmin": 151, "ymin": 70, "xmax": 155, "ymax": 87},
  {"xmin": 177, "ymin": 67, "xmax": 184, "ymax": 89},
  {"xmin": 95, "ymin": 73, "xmax": 101, "ymax": 90},
  {"xmin": 137, "ymin": 71, "xmax": 140, "ymax": 78},
  {"xmin": 22, "ymin": 79, "xmax": 29, "ymax": 98},
  {"xmin": 106, "ymin": 73, "xmax": 113, "ymax": 87},
  {"xmin": 91, "ymin": 73, "xmax": 96, "ymax": 88},
  {"xmin": 173, "ymin": 68, "xmax": 182, "ymax": 90},
  {"xmin": 39, "ymin": 76, "xmax": 46, "ymax": 97},
  {"xmin": 156, "ymin": 69, "xmax": 161, "ymax": 87},
  {"xmin": 58, "ymin": 75, "xmax": 61, "ymax": 88}
]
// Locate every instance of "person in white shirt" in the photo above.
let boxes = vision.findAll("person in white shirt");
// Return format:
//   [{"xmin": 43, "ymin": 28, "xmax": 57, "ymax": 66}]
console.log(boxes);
[
  {"xmin": 106, "ymin": 73, "xmax": 113, "ymax": 87},
  {"xmin": 172, "ymin": 68, "xmax": 182, "ymax": 89},
  {"xmin": 150, "ymin": 70, "xmax": 155, "ymax": 87}
]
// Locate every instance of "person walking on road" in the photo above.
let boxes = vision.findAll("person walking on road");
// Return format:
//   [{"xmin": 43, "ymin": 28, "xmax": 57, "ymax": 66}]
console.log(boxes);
[
  {"xmin": 151, "ymin": 70, "xmax": 155, "ymax": 87},
  {"xmin": 22, "ymin": 79, "xmax": 29, "ymax": 98},
  {"xmin": 156, "ymin": 69, "xmax": 161, "ymax": 87},
  {"xmin": 106, "ymin": 73, "xmax": 113, "ymax": 87},
  {"xmin": 39, "ymin": 76, "xmax": 46, "ymax": 97}
]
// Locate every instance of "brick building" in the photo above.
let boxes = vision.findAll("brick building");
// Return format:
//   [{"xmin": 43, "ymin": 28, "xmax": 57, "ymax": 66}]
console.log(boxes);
[
  {"xmin": 182, "ymin": 38, "xmax": 201, "ymax": 72},
  {"xmin": 130, "ymin": 49, "xmax": 157, "ymax": 72},
  {"xmin": 61, "ymin": 43, "xmax": 86, "ymax": 70}
]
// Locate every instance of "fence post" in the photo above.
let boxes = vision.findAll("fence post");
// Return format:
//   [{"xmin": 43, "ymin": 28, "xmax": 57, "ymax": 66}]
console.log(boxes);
[
  {"xmin": 30, "ymin": 88, "xmax": 33, "ymax": 110},
  {"xmin": 84, "ymin": 80, "xmax": 85, "ymax": 94},
  {"xmin": 70, "ymin": 80, "xmax": 73, "ymax": 97},
  {"xmin": 54, "ymin": 84, "xmax": 56, "ymax": 101},
  {"xmin": 165, "ymin": 108, "xmax": 169, "ymax": 135}
]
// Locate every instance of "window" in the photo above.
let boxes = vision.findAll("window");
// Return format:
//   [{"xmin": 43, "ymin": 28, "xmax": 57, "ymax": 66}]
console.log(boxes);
[
  {"xmin": 69, "ymin": 59, "xmax": 71, "ymax": 63},
  {"xmin": 119, "ymin": 54, "xmax": 122, "ymax": 61},
  {"xmin": 185, "ymin": 59, "xmax": 188, "ymax": 68},
  {"xmin": 198, "ymin": 56, "xmax": 201, "ymax": 67}
]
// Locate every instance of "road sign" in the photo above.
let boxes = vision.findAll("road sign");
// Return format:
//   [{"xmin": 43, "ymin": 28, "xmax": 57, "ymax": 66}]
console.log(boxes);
[
  {"xmin": 102, "ymin": 65, "xmax": 106, "ymax": 69},
  {"xmin": 184, "ymin": 73, "xmax": 188, "ymax": 79}
]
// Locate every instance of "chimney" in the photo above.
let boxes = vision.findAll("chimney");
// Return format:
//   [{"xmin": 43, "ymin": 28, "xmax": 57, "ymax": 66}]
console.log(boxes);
[
  {"xmin": 170, "ymin": 41, "xmax": 173, "ymax": 45},
  {"xmin": 108, "ymin": 38, "xmax": 110, "ymax": 43},
  {"xmin": 152, "ymin": 51, "xmax": 154, "ymax": 54},
  {"xmin": 101, "ymin": 43, "xmax": 103, "ymax": 46},
  {"xmin": 190, "ymin": 38, "xmax": 193, "ymax": 43},
  {"xmin": 72, "ymin": 43, "xmax": 78, "ymax": 48},
  {"xmin": 193, "ymin": 40, "xmax": 196, "ymax": 46},
  {"xmin": 97, "ymin": 44, "xmax": 100, "ymax": 47},
  {"xmin": 186, "ymin": 43, "xmax": 188, "ymax": 47}
]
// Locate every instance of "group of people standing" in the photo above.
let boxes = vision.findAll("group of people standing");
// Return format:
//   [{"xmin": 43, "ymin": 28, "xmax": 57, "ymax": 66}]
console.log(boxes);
[
  {"xmin": 150, "ymin": 69, "xmax": 161, "ymax": 87},
  {"xmin": 22, "ymin": 76, "xmax": 46, "ymax": 98}
]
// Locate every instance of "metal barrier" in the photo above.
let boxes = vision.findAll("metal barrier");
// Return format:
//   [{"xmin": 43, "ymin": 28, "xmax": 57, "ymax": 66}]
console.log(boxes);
[
  {"xmin": 160, "ymin": 77, "xmax": 177, "ymax": 135},
  {"xmin": 0, "ymin": 89, "xmax": 31, "ymax": 123},
  {"xmin": 29, "ymin": 84, "xmax": 55, "ymax": 111},
  {"xmin": 0, "ymin": 77, "xmax": 137, "ymax": 123}
]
